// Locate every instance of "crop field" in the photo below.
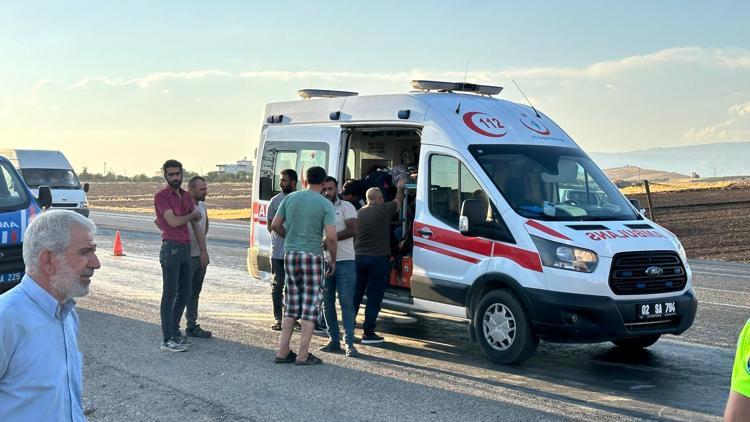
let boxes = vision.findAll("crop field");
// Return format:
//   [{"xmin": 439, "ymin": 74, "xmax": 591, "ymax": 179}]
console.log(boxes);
[
  {"xmin": 86, "ymin": 181, "xmax": 252, "ymax": 220},
  {"xmin": 88, "ymin": 181, "xmax": 750, "ymax": 263}
]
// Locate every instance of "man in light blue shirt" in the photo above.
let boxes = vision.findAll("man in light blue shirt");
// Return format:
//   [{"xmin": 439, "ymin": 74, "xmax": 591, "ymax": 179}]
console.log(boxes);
[{"xmin": 0, "ymin": 210, "xmax": 101, "ymax": 421}]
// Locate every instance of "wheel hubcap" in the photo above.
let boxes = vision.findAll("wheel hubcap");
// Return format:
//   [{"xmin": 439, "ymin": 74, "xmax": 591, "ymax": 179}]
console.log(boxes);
[{"xmin": 483, "ymin": 303, "xmax": 516, "ymax": 351}]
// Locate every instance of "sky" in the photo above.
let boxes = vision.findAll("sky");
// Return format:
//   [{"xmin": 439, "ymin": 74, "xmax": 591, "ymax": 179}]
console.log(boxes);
[{"xmin": 1, "ymin": 1, "xmax": 749, "ymax": 176}]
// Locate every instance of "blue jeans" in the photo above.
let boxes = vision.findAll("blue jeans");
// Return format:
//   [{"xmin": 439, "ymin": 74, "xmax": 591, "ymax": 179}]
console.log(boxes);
[
  {"xmin": 159, "ymin": 241, "xmax": 192, "ymax": 341},
  {"xmin": 322, "ymin": 260, "xmax": 356, "ymax": 346},
  {"xmin": 354, "ymin": 255, "xmax": 390, "ymax": 335}
]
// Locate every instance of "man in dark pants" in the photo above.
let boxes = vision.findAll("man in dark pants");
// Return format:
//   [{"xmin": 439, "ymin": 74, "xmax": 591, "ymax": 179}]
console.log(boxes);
[
  {"xmin": 354, "ymin": 179, "xmax": 405, "ymax": 344},
  {"xmin": 266, "ymin": 169, "xmax": 297, "ymax": 331},
  {"xmin": 154, "ymin": 159, "xmax": 207, "ymax": 352},
  {"xmin": 182, "ymin": 176, "xmax": 212, "ymax": 338}
]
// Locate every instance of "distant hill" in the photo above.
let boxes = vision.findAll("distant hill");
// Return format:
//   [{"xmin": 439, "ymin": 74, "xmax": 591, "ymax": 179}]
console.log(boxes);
[
  {"xmin": 589, "ymin": 141, "xmax": 750, "ymax": 178},
  {"xmin": 604, "ymin": 166, "xmax": 689, "ymax": 182}
]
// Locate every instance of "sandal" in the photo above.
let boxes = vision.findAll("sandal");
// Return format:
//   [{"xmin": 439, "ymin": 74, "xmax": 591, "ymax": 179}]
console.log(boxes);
[
  {"xmin": 274, "ymin": 350, "xmax": 297, "ymax": 364},
  {"xmin": 294, "ymin": 353, "xmax": 323, "ymax": 366}
]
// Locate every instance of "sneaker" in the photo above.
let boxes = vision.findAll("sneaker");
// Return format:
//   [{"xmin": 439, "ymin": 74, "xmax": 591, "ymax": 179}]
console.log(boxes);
[
  {"xmin": 294, "ymin": 321, "xmax": 302, "ymax": 331},
  {"xmin": 173, "ymin": 335, "xmax": 191, "ymax": 346},
  {"xmin": 361, "ymin": 333, "xmax": 385, "ymax": 344},
  {"xmin": 270, "ymin": 320, "xmax": 282, "ymax": 331},
  {"xmin": 186, "ymin": 325, "xmax": 212, "ymax": 338},
  {"xmin": 160, "ymin": 339, "xmax": 187, "ymax": 352},
  {"xmin": 318, "ymin": 341, "xmax": 343, "ymax": 354},
  {"xmin": 345, "ymin": 344, "xmax": 360, "ymax": 357}
]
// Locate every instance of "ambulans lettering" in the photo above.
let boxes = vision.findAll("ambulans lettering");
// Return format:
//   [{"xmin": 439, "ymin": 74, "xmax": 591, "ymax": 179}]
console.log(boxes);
[
  {"xmin": 0, "ymin": 221, "xmax": 20, "ymax": 229},
  {"xmin": 463, "ymin": 111, "xmax": 508, "ymax": 138},
  {"xmin": 585, "ymin": 229, "xmax": 666, "ymax": 241}
]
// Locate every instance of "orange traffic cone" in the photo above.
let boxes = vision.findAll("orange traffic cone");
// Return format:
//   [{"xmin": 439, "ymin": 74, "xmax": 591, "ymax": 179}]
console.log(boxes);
[{"xmin": 112, "ymin": 230, "xmax": 126, "ymax": 256}]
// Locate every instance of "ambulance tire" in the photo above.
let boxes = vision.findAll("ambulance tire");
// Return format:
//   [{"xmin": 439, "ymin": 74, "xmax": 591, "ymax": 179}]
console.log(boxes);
[
  {"xmin": 611, "ymin": 334, "xmax": 660, "ymax": 350},
  {"xmin": 474, "ymin": 289, "xmax": 539, "ymax": 365}
]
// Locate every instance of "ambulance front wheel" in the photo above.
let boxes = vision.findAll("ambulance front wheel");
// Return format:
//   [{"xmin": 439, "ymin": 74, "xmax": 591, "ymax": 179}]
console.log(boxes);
[
  {"xmin": 611, "ymin": 334, "xmax": 661, "ymax": 350},
  {"xmin": 474, "ymin": 289, "xmax": 539, "ymax": 365}
]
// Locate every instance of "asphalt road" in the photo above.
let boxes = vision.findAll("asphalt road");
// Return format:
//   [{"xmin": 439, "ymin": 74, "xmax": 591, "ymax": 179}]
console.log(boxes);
[{"xmin": 76, "ymin": 210, "xmax": 748, "ymax": 421}]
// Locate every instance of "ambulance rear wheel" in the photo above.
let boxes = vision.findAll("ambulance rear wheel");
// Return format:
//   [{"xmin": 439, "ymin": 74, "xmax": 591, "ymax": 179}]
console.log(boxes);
[
  {"xmin": 612, "ymin": 334, "xmax": 660, "ymax": 349},
  {"xmin": 474, "ymin": 289, "xmax": 538, "ymax": 365}
]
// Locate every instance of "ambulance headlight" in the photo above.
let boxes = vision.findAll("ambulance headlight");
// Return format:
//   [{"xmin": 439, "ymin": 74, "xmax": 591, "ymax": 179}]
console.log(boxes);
[{"xmin": 531, "ymin": 235, "xmax": 598, "ymax": 273}]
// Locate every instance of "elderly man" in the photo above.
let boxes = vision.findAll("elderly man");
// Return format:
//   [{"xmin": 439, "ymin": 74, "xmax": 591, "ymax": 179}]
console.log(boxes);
[
  {"xmin": 0, "ymin": 210, "xmax": 101, "ymax": 421},
  {"xmin": 353, "ymin": 179, "xmax": 405, "ymax": 344}
]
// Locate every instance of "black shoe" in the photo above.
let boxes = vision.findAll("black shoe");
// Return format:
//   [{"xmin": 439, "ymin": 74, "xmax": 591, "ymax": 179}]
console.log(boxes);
[
  {"xmin": 318, "ymin": 341, "xmax": 343, "ymax": 354},
  {"xmin": 186, "ymin": 325, "xmax": 212, "ymax": 338},
  {"xmin": 361, "ymin": 333, "xmax": 384, "ymax": 344},
  {"xmin": 270, "ymin": 320, "xmax": 282, "ymax": 331}
]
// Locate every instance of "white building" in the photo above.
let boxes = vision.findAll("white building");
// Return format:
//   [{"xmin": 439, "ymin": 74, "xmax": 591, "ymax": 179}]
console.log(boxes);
[{"xmin": 216, "ymin": 158, "xmax": 253, "ymax": 175}]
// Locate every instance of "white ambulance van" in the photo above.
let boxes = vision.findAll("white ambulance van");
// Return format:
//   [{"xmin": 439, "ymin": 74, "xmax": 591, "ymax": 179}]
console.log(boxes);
[{"xmin": 247, "ymin": 81, "xmax": 697, "ymax": 364}]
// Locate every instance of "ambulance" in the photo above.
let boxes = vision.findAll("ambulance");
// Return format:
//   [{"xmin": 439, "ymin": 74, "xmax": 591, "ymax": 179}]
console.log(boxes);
[
  {"xmin": 0, "ymin": 155, "xmax": 51, "ymax": 294},
  {"xmin": 247, "ymin": 81, "xmax": 698, "ymax": 364}
]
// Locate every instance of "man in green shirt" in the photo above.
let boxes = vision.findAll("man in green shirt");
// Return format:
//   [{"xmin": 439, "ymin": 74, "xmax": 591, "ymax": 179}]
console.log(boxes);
[
  {"xmin": 271, "ymin": 166, "xmax": 337, "ymax": 365},
  {"xmin": 726, "ymin": 319, "xmax": 750, "ymax": 420}
]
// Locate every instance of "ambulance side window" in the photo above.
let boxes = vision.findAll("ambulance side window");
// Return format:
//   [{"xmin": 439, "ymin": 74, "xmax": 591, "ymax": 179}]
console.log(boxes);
[
  {"xmin": 259, "ymin": 141, "xmax": 329, "ymax": 200},
  {"xmin": 428, "ymin": 155, "xmax": 460, "ymax": 226},
  {"xmin": 428, "ymin": 154, "xmax": 514, "ymax": 242}
]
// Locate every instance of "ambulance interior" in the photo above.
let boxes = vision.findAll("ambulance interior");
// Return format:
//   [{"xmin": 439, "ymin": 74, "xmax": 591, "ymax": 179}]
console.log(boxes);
[{"xmin": 342, "ymin": 127, "xmax": 421, "ymax": 294}]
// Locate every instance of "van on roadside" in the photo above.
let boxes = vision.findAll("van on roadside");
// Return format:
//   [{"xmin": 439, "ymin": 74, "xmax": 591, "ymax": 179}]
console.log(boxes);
[
  {"xmin": 246, "ymin": 81, "xmax": 698, "ymax": 364},
  {"xmin": 0, "ymin": 149, "xmax": 90, "ymax": 217},
  {"xmin": 0, "ymin": 155, "xmax": 51, "ymax": 294}
]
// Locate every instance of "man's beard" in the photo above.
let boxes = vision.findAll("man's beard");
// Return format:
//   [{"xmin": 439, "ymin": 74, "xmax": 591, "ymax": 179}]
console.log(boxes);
[
  {"xmin": 169, "ymin": 179, "xmax": 182, "ymax": 189},
  {"xmin": 281, "ymin": 186, "xmax": 292, "ymax": 194},
  {"xmin": 326, "ymin": 193, "xmax": 336, "ymax": 203},
  {"xmin": 51, "ymin": 259, "xmax": 92, "ymax": 301}
]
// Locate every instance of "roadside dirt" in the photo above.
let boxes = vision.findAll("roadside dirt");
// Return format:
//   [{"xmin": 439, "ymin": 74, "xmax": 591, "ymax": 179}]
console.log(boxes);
[{"xmin": 628, "ymin": 186, "xmax": 750, "ymax": 263}]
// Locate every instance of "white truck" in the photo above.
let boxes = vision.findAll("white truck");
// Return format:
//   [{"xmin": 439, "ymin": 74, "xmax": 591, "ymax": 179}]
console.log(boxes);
[
  {"xmin": 247, "ymin": 81, "xmax": 697, "ymax": 364},
  {"xmin": 0, "ymin": 149, "xmax": 90, "ymax": 217}
]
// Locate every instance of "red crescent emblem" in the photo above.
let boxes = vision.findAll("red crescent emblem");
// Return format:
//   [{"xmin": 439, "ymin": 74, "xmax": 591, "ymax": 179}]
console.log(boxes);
[{"xmin": 463, "ymin": 112, "xmax": 508, "ymax": 138}]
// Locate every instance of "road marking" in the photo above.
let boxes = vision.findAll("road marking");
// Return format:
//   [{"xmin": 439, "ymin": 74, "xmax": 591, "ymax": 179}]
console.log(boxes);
[
  {"xmin": 90, "ymin": 211, "xmax": 246, "ymax": 230},
  {"xmin": 695, "ymin": 286, "xmax": 750, "ymax": 294},
  {"xmin": 692, "ymin": 269, "xmax": 750, "ymax": 279},
  {"xmin": 700, "ymin": 300, "xmax": 750, "ymax": 310}
]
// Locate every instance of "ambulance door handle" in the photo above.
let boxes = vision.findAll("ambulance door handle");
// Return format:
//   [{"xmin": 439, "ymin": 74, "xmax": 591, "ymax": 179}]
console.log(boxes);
[{"xmin": 417, "ymin": 227, "xmax": 433, "ymax": 238}]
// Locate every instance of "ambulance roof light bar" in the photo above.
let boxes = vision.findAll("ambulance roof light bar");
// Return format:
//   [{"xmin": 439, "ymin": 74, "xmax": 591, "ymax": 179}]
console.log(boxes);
[
  {"xmin": 298, "ymin": 89, "xmax": 359, "ymax": 99},
  {"xmin": 411, "ymin": 80, "xmax": 503, "ymax": 96}
]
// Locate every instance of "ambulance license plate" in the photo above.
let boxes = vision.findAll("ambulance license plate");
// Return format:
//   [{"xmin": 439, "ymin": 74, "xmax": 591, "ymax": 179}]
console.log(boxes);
[
  {"xmin": 636, "ymin": 301, "xmax": 677, "ymax": 319},
  {"xmin": 0, "ymin": 272, "xmax": 23, "ymax": 283}
]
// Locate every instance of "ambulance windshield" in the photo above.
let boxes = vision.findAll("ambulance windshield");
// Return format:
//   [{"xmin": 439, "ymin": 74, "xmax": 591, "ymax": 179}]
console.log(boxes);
[
  {"xmin": 0, "ymin": 160, "xmax": 30, "ymax": 212},
  {"xmin": 469, "ymin": 145, "xmax": 639, "ymax": 221}
]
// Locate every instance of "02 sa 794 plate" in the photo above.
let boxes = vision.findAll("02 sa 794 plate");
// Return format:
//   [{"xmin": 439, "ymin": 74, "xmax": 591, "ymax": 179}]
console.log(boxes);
[{"xmin": 636, "ymin": 301, "xmax": 677, "ymax": 319}]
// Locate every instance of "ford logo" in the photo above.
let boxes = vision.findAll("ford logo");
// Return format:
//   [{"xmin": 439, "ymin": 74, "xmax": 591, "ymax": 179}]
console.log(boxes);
[{"xmin": 645, "ymin": 266, "xmax": 664, "ymax": 276}]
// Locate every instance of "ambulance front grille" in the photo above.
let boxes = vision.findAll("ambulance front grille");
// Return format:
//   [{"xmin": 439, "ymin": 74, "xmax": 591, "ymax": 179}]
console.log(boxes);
[{"xmin": 609, "ymin": 251, "xmax": 687, "ymax": 295}]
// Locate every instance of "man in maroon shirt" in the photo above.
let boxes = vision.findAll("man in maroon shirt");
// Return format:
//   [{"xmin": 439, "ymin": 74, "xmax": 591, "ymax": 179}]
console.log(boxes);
[{"xmin": 154, "ymin": 159, "xmax": 207, "ymax": 352}]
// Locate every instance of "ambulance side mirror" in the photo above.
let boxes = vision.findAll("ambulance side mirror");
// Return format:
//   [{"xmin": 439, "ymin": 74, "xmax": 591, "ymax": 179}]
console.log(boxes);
[
  {"xmin": 37, "ymin": 185, "xmax": 52, "ymax": 209},
  {"xmin": 629, "ymin": 199, "xmax": 646, "ymax": 215},
  {"xmin": 459, "ymin": 199, "xmax": 485, "ymax": 237}
]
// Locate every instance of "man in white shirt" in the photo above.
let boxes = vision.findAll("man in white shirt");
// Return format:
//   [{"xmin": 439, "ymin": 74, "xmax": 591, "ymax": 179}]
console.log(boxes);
[{"xmin": 319, "ymin": 176, "xmax": 360, "ymax": 357}]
